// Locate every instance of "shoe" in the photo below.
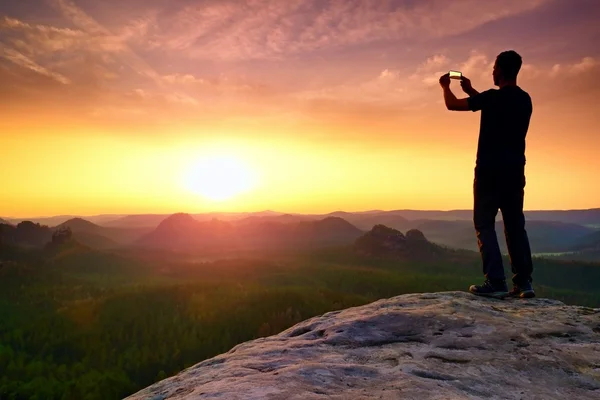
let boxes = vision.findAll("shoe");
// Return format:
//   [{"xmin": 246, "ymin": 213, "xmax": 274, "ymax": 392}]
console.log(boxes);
[
  {"xmin": 469, "ymin": 280, "xmax": 509, "ymax": 299},
  {"xmin": 507, "ymin": 282, "xmax": 535, "ymax": 299}
]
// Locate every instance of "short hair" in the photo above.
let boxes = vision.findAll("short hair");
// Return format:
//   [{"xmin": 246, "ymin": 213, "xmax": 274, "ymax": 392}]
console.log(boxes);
[{"xmin": 496, "ymin": 50, "xmax": 522, "ymax": 80}]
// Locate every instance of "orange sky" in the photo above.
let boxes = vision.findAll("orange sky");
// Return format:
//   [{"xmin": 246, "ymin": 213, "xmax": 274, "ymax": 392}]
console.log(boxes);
[{"xmin": 1, "ymin": 0, "xmax": 600, "ymax": 218}]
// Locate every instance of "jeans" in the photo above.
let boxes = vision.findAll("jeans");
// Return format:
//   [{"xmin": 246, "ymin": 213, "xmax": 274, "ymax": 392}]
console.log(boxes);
[{"xmin": 473, "ymin": 167, "xmax": 533, "ymax": 286}]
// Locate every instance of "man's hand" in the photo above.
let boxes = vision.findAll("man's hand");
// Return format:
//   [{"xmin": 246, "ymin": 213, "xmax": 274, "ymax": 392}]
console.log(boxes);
[
  {"xmin": 460, "ymin": 76, "xmax": 479, "ymax": 96},
  {"xmin": 440, "ymin": 75, "xmax": 471, "ymax": 111},
  {"xmin": 439, "ymin": 73, "xmax": 450, "ymax": 88}
]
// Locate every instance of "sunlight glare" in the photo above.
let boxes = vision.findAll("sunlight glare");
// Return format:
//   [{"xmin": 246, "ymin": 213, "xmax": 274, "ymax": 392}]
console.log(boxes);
[{"xmin": 183, "ymin": 154, "xmax": 257, "ymax": 201}]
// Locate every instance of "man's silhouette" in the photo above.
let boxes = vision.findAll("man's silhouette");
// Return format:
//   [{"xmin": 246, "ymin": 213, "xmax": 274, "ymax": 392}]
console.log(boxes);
[{"xmin": 439, "ymin": 50, "xmax": 534, "ymax": 299}]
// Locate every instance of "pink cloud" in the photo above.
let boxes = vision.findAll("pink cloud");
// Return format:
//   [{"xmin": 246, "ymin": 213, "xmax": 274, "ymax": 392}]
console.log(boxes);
[
  {"xmin": 0, "ymin": 47, "xmax": 71, "ymax": 84},
  {"xmin": 147, "ymin": 0, "xmax": 549, "ymax": 60}
]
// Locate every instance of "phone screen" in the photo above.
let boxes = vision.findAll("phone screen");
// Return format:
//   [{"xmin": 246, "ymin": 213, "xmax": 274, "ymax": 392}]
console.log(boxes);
[{"xmin": 449, "ymin": 70, "xmax": 462, "ymax": 79}]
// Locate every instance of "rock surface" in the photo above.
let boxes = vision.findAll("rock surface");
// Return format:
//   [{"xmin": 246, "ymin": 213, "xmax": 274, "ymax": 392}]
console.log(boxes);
[{"xmin": 126, "ymin": 292, "xmax": 600, "ymax": 400}]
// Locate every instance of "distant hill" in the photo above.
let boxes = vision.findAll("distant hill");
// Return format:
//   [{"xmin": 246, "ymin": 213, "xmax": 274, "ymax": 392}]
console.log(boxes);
[
  {"xmin": 405, "ymin": 219, "xmax": 596, "ymax": 254},
  {"xmin": 8, "ymin": 209, "xmax": 600, "ymax": 252},
  {"xmin": 352, "ymin": 214, "xmax": 411, "ymax": 231},
  {"xmin": 5, "ymin": 214, "xmax": 126, "ymax": 227},
  {"xmin": 353, "ymin": 225, "xmax": 450, "ymax": 260},
  {"xmin": 135, "ymin": 214, "xmax": 364, "ymax": 252},
  {"xmin": 54, "ymin": 218, "xmax": 149, "ymax": 249},
  {"xmin": 26, "ymin": 214, "xmax": 595, "ymax": 254},
  {"xmin": 103, "ymin": 214, "xmax": 170, "ymax": 228},
  {"xmin": 570, "ymin": 230, "xmax": 600, "ymax": 251},
  {"xmin": 1, "ymin": 221, "xmax": 52, "ymax": 248},
  {"xmin": 54, "ymin": 218, "xmax": 118, "ymax": 249},
  {"xmin": 235, "ymin": 216, "xmax": 364, "ymax": 249},
  {"xmin": 522, "ymin": 221, "xmax": 597, "ymax": 253},
  {"xmin": 11, "ymin": 208, "xmax": 600, "ymax": 230},
  {"xmin": 68, "ymin": 231, "xmax": 119, "ymax": 250},
  {"xmin": 104, "ymin": 211, "xmax": 286, "ymax": 228},
  {"xmin": 235, "ymin": 214, "xmax": 314, "ymax": 225},
  {"xmin": 6, "ymin": 215, "xmax": 79, "ymax": 227},
  {"xmin": 293, "ymin": 217, "xmax": 364, "ymax": 244},
  {"xmin": 524, "ymin": 208, "xmax": 600, "ymax": 226},
  {"xmin": 57, "ymin": 217, "xmax": 103, "ymax": 233},
  {"xmin": 320, "ymin": 208, "xmax": 600, "ymax": 226},
  {"xmin": 136, "ymin": 213, "xmax": 239, "ymax": 251},
  {"xmin": 318, "ymin": 212, "xmax": 410, "ymax": 231}
]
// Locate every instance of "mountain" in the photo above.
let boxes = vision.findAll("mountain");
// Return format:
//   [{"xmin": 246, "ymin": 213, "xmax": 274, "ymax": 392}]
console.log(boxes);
[
  {"xmin": 68, "ymin": 231, "xmax": 119, "ymax": 250},
  {"xmin": 405, "ymin": 219, "xmax": 596, "ymax": 254},
  {"xmin": 570, "ymin": 230, "xmax": 600, "ymax": 251},
  {"xmin": 135, "ymin": 214, "xmax": 240, "ymax": 251},
  {"xmin": 524, "ymin": 208, "xmax": 600, "ymax": 226},
  {"xmin": 317, "ymin": 211, "xmax": 411, "ymax": 231},
  {"xmin": 292, "ymin": 217, "xmax": 364, "ymax": 245},
  {"xmin": 547, "ymin": 230, "xmax": 600, "ymax": 262},
  {"xmin": 327, "ymin": 208, "xmax": 600, "ymax": 226},
  {"xmin": 522, "ymin": 221, "xmax": 597, "ymax": 252},
  {"xmin": 54, "ymin": 218, "xmax": 153, "ymax": 249},
  {"xmin": 102, "ymin": 214, "xmax": 170, "ymax": 228},
  {"xmin": 6, "ymin": 215, "xmax": 81, "ymax": 227},
  {"xmin": 235, "ymin": 214, "xmax": 314, "ymax": 225},
  {"xmin": 354, "ymin": 225, "xmax": 448, "ymax": 260},
  {"xmin": 126, "ymin": 292, "xmax": 600, "ymax": 400},
  {"xmin": 351, "ymin": 213, "xmax": 411, "ymax": 231},
  {"xmin": 57, "ymin": 217, "xmax": 102, "ymax": 233},
  {"xmin": 232, "ymin": 217, "xmax": 363, "ymax": 249},
  {"xmin": 55, "ymin": 218, "xmax": 119, "ymax": 249},
  {"xmin": 1, "ymin": 221, "xmax": 52, "ymax": 248},
  {"xmin": 410, "ymin": 219, "xmax": 475, "ymax": 250},
  {"xmin": 135, "ymin": 214, "xmax": 364, "ymax": 252}
]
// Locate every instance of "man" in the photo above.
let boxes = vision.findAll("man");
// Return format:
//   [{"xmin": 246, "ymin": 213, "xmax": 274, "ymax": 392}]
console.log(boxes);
[{"xmin": 439, "ymin": 50, "xmax": 534, "ymax": 299}]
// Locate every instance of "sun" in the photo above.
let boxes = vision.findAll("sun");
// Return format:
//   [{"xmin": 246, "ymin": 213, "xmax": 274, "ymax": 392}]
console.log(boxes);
[{"xmin": 183, "ymin": 154, "xmax": 257, "ymax": 201}]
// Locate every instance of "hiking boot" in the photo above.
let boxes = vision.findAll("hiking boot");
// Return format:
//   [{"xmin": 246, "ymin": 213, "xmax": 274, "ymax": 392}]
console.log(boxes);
[
  {"xmin": 469, "ymin": 280, "xmax": 509, "ymax": 299},
  {"xmin": 507, "ymin": 282, "xmax": 535, "ymax": 299}
]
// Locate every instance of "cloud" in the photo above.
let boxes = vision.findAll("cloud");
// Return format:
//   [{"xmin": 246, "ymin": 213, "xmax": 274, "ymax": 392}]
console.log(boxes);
[
  {"xmin": 162, "ymin": 74, "xmax": 206, "ymax": 85},
  {"xmin": 146, "ymin": 0, "xmax": 549, "ymax": 60},
  {"xmin": 414, "ymin": 55, "xmax": 450, "ymax": 74},
  {"xmin": 551, "ymin": 56, "xmax": 599, "ymax": 76},
  {"xmin": 0, "ymin": 0, "xmax": 595, "ymax": 128},
  {"xmin": 291, "ymin": 49, "xmax": 600, "ymax": 122},
  {"xmin": 0, "ymin": 15, "xmax": 127, "ymax": 86},
  {"xmin": 519, "ymin": 56, "xmax": 600, "ymax": 81},
  {"xmin": 0, "ymin": 46, "xmax": 71, "ymax": 84},
  {"xmin": 48, "ymin": 0, "xmax": 161, "ymax": 82},
  {"xmin": 0, "ymin": 16, "xmax": 125, "ymax": 55}
]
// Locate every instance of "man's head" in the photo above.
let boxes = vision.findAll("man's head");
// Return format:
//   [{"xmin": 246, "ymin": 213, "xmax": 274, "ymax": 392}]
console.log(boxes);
[{"xmin": 493, "ymin": 50, "xmax": 522, "ymax": 86}]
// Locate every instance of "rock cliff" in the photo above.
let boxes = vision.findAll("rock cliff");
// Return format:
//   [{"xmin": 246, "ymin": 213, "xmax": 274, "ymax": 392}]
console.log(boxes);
[{"xmin": 126, "ymin": 292, "xmax": 600, "ymax": 400}]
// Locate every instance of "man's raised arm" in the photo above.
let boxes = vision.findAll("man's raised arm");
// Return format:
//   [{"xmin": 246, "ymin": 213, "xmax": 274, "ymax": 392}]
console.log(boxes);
[
  {"xmin": 439, "ymin": 73, "xmax": 470, "ymax": 111},
  {"xmin": 460, "ymin": 76, "xmax": 479, "ymax": 97}
]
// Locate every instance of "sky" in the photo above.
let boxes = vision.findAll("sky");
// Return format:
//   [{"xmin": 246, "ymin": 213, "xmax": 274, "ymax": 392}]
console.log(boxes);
[{"xmin": 1, "ymin": 0, "xmax": 599, "ymax": 217}]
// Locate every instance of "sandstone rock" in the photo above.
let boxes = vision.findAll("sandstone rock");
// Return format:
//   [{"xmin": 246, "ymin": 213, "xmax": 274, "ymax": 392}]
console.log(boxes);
[{"xmin": 126, "ymin": 292, "xmax": 600, "ymax": 400}]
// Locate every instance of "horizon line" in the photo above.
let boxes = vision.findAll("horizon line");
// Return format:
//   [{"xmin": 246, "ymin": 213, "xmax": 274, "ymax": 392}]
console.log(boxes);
[{"xmin": 3, "ymin": 207, "xmax": 600, "ymax": 220}]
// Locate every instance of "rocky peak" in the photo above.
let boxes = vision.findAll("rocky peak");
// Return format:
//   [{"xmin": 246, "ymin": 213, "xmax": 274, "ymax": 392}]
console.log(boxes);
[
  {"xmin": 126, "ymin": 292, "xmax": 600, "ymax": 400},
  {"xmin": 353, "ymin": 225, "xmax": 443, "ymax": 259},
  {"xmin": 157, "ymin": 213, "xmax": 198, "ymax": 230},
  {"xmin": 354, "ymin": 224, "xmax": 406, "ymax": 255},
  {"xmin": 405, "ymin": 228, "xmax": 427, "ymax": 242}
]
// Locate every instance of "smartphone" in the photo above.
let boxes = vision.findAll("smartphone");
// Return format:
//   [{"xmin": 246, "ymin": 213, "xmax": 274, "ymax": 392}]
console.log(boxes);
[{"xmin": 449, "ymin": 70, "xmax": 462, "ymax": 80}]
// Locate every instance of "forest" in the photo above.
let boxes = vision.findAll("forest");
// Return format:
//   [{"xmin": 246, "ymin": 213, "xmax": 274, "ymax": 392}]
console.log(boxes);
[{"xmin": 1, "ymin": 240, "xmax": 599, "ymax": 399}]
